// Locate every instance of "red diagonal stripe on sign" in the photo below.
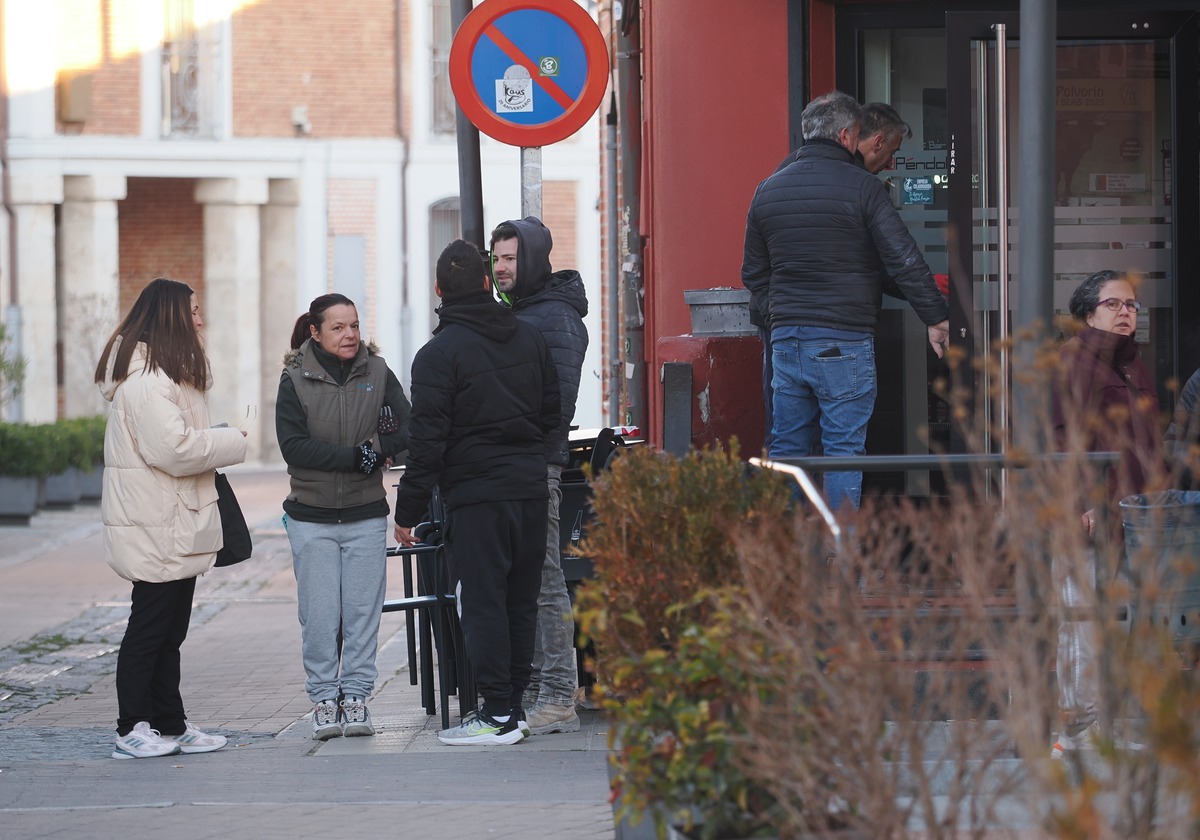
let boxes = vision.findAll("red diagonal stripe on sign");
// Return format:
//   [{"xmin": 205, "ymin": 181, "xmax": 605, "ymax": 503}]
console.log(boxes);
[{"xmin": 482, "ymin": 23, "xmax": 575, "ymax": 111}]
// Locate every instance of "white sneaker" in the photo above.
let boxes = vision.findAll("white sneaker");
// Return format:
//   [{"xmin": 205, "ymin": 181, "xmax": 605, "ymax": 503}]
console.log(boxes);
[
  {"xmin": 166, "ymin": 721, "xmax": 227, "ymax": 754},
  {"xmin": 312, "ymin": 699, "xmax": 343, "ymax": 740},
  {"xmin": 340, "ymin": 696, "xmax": 375, "ymax": 737},
  {"xmin": 112, "ymin": 722, "xmax": 182, "ymax": 760},
  {"xmin": 1051, "ymin": 722, "xmax": 1144, "ymax": 759}
]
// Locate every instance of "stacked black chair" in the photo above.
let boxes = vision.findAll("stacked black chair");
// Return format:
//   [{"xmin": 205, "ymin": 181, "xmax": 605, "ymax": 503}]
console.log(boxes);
[{"xmin": 382, "ymin": 488, "xmax": 474, "ymax": 730}]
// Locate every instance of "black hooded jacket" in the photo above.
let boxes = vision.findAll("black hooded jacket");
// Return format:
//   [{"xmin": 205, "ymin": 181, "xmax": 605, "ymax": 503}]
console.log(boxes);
[
  {"xmin": 498, "ymin": 216, "xmax": 589, "ymax": 467},
  {"xmin": 393, "ymin": 290, "xmax": 560, "ymax": 527},
  {"xmin": 741, "ymin": 138, "xmax": 948, "ymax": 333}
]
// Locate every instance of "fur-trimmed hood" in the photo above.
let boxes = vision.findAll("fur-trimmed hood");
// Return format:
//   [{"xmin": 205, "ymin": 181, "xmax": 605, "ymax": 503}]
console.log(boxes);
[{"xmin": 282, "ymin": 339, "xmax": 380, "ymax": 369}]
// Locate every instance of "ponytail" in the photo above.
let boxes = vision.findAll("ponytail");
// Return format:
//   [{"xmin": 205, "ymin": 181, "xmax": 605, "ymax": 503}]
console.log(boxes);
[{"xmin": 290, "ymin": 313, "xmax": 313, "ymax": 349}]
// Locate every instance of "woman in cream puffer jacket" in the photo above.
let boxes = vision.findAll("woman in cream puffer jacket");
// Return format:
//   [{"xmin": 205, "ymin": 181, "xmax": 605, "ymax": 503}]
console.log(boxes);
[{"xmin": 94, "ymin": 278, "xmax": 247, "ymax": 760}]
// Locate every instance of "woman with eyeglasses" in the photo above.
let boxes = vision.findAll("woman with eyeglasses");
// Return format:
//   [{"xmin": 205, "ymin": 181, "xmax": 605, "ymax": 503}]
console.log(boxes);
[{"xmin": 1049, "ymin": 268, "xmax": 1163, "ymax": 761}]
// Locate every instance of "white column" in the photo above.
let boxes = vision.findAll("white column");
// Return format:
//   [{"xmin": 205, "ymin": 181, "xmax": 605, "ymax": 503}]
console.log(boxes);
[
  {"xmin": 259, "ymin": 179, "xmax": 301, "ymax": 464},
  {"xmin": 59, "ymin": 175, "xmax": 126, "ymax": 419},
  {"xmin": 195, "ymin": 177, "xmax": 267, "ymax": 457},
  {"xmin": 10, "ymin": 174, "xmax": 64, "ymax": 422}
]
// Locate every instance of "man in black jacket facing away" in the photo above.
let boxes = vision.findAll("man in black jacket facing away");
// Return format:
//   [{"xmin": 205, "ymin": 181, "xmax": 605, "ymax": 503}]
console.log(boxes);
[
  {"xmin": 489, "ymin": 217, "xmax": 588, "ymax": 736},
  {"xmin": 742, "ymin": 90, "xmax": 949, "ymax": 512},
  {"xmin": 394, "ymin": 239, "xmax": 560, "ymax": 746}
]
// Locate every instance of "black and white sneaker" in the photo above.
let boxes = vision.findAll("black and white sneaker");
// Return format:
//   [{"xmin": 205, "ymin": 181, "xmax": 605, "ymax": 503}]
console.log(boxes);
[
  {"xmin": 312, "ymin": 699, "xmax": 343, "ymax": 740},
  {"xmin": 341, "ymin": 696, "xmax": 375, "ymax": 737}
]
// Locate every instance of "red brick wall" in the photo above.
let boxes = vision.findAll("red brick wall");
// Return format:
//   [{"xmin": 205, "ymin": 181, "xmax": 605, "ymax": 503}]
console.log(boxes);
[
  {"xmin": 543, "ymin": 180, "xmax": 577, "ymax": 272},
  {"xmin": 118, "ymin": 178, "xmax": 205, "ymax": 312},
  {"xmin": 57, "ymin": 2, "xmax": 140, "ymax": 136},
  {"xmin": 232, "ymin": 0, "xmax": 398, "ymax": 138}
]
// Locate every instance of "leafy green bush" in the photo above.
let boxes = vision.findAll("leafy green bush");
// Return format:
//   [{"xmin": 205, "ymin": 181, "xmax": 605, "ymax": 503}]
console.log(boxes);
[
  {"xmin": 61, "ymin": 416, "xmax": 106, "ymax": 469},
  {"xmin": 575, "ymin": 445, "xmax": 795, "ymax": 838},
  {"xmin": 576, "ymin": 444, "xmax": 792, "ymax": 690},
  {"xmin": 39, "ymin": 422, "xmax": 72, "ymax": 475},
  {"xmin": 607, "ymin": 590, "xmax": 785, "ymax": 839},
  {"xmin": 0, "ymin": 322, "xmax": 26, "ymax": 413},
  {"xmin": 0, "ymin": 423, "xmax": 54, "ymax": 476}
]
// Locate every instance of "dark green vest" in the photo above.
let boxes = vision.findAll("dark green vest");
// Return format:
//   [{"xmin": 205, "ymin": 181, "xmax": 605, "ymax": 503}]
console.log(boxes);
[{"xmin": 283, "ymin": 339, "xmax": 388, "ymax": 511}]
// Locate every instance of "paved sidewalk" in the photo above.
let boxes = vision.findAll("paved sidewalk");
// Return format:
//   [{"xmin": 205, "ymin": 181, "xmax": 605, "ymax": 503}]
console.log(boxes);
[{"xmin": 0, "ymin": 467, "xmax": 617, "ymax": 839}]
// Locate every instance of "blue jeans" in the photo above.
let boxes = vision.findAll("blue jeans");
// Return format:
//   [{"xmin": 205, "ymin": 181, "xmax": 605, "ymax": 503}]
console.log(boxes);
[
  {"xmin": 768, "ymin": 335, "xmax": 877, "ymax": 512},
  {"xmin": 757, "ymin": 323, "xmax": 774, "ymax": 452}
]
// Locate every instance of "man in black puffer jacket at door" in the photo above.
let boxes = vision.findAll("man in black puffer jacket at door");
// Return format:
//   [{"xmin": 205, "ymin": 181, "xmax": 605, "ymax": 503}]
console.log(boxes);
[
  {"xmin": 394, "ymin": 239, "xmax": 559, "ymax": 747},
  {"xmin": 741, "ymin": 90, "xmax": 950, "ymax": 513},
  {"xmin": 489, "ymin": 217, "xmax": 589, "ymax": 737}
]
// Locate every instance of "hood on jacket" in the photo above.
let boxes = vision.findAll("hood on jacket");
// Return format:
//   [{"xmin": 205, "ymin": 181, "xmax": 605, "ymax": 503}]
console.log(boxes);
[
  {"xmin": 282, "ymin": 338, "xmax": 380, "ymax": 382},
  {"xmin": 98, "ymin": 337, "xmax": 148, "ymax": 403},
  {"xmin": 434, "ymin": 290, "xmax": 519, "ymax": 342},
  {"xmin": 511, "ymin": 269, "xmax": 589, "ymax": 320},
  {"xmin": 498, "ymin": 216, "xmax": 555, "ymax": 302}
]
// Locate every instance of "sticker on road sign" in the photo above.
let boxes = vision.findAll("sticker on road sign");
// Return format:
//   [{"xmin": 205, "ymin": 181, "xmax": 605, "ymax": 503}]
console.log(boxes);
[
  {"xmin": 497, "ymin": 70, "xmax": 533, "ymax": 112},
  {"xmin": 449, "ymin": 0, "xmax": 609, "ymax": 147}
]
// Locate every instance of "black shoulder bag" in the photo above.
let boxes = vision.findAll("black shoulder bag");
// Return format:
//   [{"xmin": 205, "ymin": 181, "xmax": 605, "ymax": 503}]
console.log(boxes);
[{"xmin": 214, "ymin": 471, "xmax": 253, "ymax": 567}]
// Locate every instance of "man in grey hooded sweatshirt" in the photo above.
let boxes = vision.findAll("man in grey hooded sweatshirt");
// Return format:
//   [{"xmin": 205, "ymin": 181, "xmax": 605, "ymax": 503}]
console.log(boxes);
[{"xmin": 489, "ymin": 216, "xmax": 589, "ymax": 735}]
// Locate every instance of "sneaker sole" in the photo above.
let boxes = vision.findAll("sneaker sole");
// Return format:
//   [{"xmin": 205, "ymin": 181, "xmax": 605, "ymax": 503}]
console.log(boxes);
[
  {"xmin": 437, "ymin": 729, "xmax": 526, "ymax": 746},
  {"xmin": 343, "ymin": 724, "xmax": 375, "ymax": 737},
  {"xmin": 529, "ymin": 716, "xmax": 580, "ymax": 736},
  {"xmin": 313, "ymin": 726, "xmax": 343, "ymax": 741},
  {"xmin": 112, "ymin": 746, "xmax": 180, "ymax": 759},
  {"xmin": 176, "ymin": 741, "xmax": 227, "ymax": 754}
]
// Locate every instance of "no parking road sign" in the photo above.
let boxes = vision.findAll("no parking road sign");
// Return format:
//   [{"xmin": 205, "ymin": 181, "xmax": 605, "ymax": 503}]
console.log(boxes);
[{"xmin": 449, "ymin": 0, "xmax": 609, "ymax": 147}]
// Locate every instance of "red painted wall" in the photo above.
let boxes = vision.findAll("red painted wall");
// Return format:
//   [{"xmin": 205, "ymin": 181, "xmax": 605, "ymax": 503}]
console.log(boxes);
[
  {"xmin": 658, "ymin": 334, "xmax": 766, "ymax": 455},
  {"xmin": 641, "ymin": 0, "xmax": 790, "ymax": 446}
]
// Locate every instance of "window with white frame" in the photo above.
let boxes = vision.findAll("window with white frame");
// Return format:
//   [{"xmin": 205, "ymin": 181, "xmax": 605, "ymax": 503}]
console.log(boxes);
[
  {"xmin": 429, "ymin": 198, "xmax": 462, "ymax": 328},
  {"xmin": 431, "ymin": 0, "xmax": 456, "ymax": 135},
  {"xmin": 161, "ymin": 0, "xmax": 222, "ymax": 138}
]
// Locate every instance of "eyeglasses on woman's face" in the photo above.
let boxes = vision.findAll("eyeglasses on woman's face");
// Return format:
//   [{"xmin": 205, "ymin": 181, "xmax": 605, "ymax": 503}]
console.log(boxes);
[{"xmin": 1096, "ymin": 297, "xmax": 1142, "ymax": 314}]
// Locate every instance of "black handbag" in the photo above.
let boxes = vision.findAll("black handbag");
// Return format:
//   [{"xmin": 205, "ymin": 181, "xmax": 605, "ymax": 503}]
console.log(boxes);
[{"xmin": 214, "ymin": 471, "xmax": 252, "ymax": 567}]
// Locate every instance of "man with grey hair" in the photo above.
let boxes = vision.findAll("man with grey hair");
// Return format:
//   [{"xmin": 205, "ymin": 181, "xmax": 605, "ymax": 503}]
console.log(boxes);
[
  {"xmin": 741, "ymin": 90, "xmax": 949, "ymax": 512},
  {"xmin": 858, "ymin": 101, "xmax": 912, "ymax": 175},
  {"xmin": 774, "ymin": 100, "xmax": 912, "ymax": 175}
]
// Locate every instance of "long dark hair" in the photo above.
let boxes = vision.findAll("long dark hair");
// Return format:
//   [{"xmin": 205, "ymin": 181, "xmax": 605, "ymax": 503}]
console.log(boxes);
[
  {"xmin": 290, "ymin": 293, "xmax": 356, "ymax": 349},
  {"xmin": 94, "ymin": 278, "xmax": 208, "ymax": 390}
]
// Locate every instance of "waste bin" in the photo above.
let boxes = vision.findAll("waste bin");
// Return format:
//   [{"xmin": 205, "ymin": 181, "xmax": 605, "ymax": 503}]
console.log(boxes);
[{"xmin": 1119, "ymin": 490, "xmax": 1200, "ymax": 643}]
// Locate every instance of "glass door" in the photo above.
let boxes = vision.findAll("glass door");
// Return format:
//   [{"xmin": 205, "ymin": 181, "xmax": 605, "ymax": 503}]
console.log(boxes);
[{"xmin": 946, "ymin": 10, "xmax": 1197, "ymax": 458}]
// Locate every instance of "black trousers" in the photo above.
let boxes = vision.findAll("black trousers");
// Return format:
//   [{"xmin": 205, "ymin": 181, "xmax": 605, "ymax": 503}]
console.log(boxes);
[
  {"xmin": 115, "ymin": 576, "xmax": 196, "ymax": 736},
  {"xmin": 444, "ymin": 498, "xmax": 547, "ymax": 718}
]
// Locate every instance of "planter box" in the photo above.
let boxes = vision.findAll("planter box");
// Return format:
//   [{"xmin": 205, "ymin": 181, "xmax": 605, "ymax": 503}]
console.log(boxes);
[
  {"xmin": 43, "ymin": 467, "xmax": 82, "ymax": 508},
  {"xmin": 79, "ymin": 466, "xmax": 103, "ymax": 502},
  {"xmin": 684, "ymin": 287, "xmax": 754, "ymax": 337},
  {"xmin": 0, "ymin": 476, "xmax": 40, "ymax": 525}
]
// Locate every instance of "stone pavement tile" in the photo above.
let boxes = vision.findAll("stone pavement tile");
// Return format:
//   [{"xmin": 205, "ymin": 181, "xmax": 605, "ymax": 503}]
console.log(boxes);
[{"xmin": 3, "ymin": 803, "xmax": 615, "ymax": 839}]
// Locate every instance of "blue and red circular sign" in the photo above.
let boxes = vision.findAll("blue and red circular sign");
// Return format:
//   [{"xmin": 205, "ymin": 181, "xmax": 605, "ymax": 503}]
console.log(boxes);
[{"xmin": 449, "ymin": 0, "xmax": 609, "ymax": 147}]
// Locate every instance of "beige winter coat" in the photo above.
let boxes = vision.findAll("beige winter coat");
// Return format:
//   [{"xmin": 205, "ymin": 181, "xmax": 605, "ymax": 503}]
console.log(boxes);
[{"xmin": 99, "ymin": 341, "xmax": 248, "ymax": 582}]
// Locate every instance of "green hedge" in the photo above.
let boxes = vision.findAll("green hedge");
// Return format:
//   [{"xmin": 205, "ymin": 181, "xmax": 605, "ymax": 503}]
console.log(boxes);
[{"xmin": 0, "ymin": 416, "xmax": 106, "ymax": 476}]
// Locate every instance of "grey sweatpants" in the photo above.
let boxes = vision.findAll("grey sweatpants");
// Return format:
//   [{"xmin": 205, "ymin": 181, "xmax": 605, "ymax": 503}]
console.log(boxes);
[
  {"xmin": 526, "ymin": 464, "xmax": 580, "ymax": 707},
  {"xmin": 287, "ymin": 517, "xmax": 387, "ymax": 703}
]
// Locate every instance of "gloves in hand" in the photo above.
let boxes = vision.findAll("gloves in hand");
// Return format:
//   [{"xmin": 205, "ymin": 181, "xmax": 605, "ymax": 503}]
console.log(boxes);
[{"xmin": 354, "ymin": 441, "xmax": 382, "ymax": 475}]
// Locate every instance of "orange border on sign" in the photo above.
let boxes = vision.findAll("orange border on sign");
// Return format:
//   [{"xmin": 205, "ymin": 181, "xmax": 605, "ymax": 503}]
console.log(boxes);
[{"xmin": 449, "ymin": 0, "xmax": 609, "ymax": 147}]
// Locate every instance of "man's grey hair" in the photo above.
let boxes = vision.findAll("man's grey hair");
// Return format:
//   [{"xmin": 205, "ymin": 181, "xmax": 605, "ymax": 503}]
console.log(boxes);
[
  {"xmin": 861, "ymin": 102, "xmax": 912, "ymax": 141},
  {"xmin": 800, "ymin": 91, "xmax": 862, "ymax": 142}
]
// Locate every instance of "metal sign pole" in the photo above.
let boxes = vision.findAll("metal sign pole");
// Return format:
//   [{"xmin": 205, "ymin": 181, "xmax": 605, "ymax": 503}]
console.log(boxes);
[{"xmin": 521, "ymin": 146, "xmax": 542, "ymax": 218}]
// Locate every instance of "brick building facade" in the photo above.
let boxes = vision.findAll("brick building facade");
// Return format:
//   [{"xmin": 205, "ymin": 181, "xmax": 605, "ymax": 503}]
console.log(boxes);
[{"xmin": 2, "ymin": 0, "xmax": 603, "ymax": 462}]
